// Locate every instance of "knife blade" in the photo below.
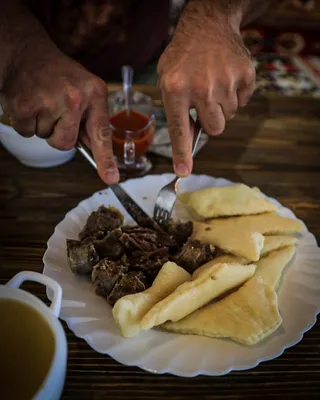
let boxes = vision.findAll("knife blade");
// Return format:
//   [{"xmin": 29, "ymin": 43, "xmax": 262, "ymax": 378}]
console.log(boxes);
[{"xmin": 76, "ymin": 141, "xmax": 163, "ymax": 231}]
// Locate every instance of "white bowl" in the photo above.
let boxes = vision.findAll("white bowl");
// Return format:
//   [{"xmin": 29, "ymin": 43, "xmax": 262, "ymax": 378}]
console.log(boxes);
[{"xmin": 0, "ymin": 111, "xmax": 75, "ymax": 168}]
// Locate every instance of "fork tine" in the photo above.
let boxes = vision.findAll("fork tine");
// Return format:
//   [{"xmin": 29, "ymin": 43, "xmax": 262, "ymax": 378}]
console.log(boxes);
[
  {"xmin": 159, "ymin": 209, "xmax": 170, "ymax": 226},
  {"xmin": 156, "ymin": 208, "xmax": 164, "ymax": 224},
  {"xmin": 153, "ymin": 204, "xmax": 161, "ymax": 221}
]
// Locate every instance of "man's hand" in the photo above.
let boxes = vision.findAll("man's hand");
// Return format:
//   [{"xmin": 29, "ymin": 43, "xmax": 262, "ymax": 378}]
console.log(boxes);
[
  {"xmin": 0, "ymin": 45, "xmax": 119, "ymax": 184},
  {"xmin": 157, "ymin": 0, "xmax": 257, "ymax": 177}
]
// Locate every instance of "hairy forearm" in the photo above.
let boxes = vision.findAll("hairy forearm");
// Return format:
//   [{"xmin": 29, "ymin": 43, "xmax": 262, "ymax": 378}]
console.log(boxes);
[{"xmin": 0, "ymin": 1, "xmax": 58, "ymax": 91}]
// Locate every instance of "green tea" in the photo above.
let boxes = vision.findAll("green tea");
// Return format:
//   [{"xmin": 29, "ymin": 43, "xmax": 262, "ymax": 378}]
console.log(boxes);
[{"xmin": 0, "ymin": 299, "xmax": 55, "ymax": 399}]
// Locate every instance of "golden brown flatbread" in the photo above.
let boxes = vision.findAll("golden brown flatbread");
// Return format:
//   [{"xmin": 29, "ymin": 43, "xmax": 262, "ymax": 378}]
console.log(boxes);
[
  {"xmin": 192, "ymin": 221, "xmax": 264, "ymax": 261},
  {"xmin": 112, "ymin": 262, "xmax": 190, "ymax": 338},
  {"xmin": 140, "ymin": 263, "xmax": 256, "ymax": 331},
  {"xmin": 206, "ymin": 213, "xmax": 303, "ymax": 235},
  {"xmin": 254, "ymin": 245, "xmax": 296, "ymax": 290},
  {"xmin": 192, "ymin": 255, "xmax": 249, "ymax": 280},
  {"xmin": 261, "ymin": 236, "xmax": 297, "ymax": 256},
  {"xmin": 191, "ymin": 236, "xmax": 297, "ymax": 280},
  {"xmin": 162, "ymin": 277, "xmax": 282, "ymax": 346},
  {"xmin": 178, "ymin": 184, "xmax": 277, "ymax": 219}
]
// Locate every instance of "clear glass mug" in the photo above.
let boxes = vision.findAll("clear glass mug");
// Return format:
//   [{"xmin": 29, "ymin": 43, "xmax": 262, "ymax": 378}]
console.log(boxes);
[{"xmin": 108, "ymin": 91, "xmax": 155, "ymax": 178}]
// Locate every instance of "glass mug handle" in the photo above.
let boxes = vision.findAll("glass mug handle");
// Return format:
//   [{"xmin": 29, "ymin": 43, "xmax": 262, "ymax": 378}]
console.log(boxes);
[{"xmin": 124, "ymin": 134, "xmax": 135, "ymax": 166}]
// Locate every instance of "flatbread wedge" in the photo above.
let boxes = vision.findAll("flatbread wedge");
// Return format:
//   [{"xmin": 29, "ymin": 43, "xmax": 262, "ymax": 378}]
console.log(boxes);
[
  {"xmin": 162, "ymin": 277, "xmax": 282, "ymax": 346},
  {"xmin": 192, "ymin": 221, "xmax": 264, "ymax": 261},
  {"xmin": 112, "ymin": 262, "xmax": 190, "ymax": 338},
  {"xmin": 140, "ymin": 263, "xmax": 256, "ymax": 331},
  {"xmin": 192, "ymin": 254, "xmax": 249, "ymax": 280},
  {"xmin": 254, "ymin": 245, "xmax": 296, "ymax": 290},
  {"xmin": 192, "ymin": 236, "xmax": 297, "ymax": 280},
  {"xmin": 261, "ymin": 236, "xmax": 297, "ymax": 256},
  {"xmin": 206, "ymin": 213, "xmax": 303, "ymax": 235},
  {"xmin": 178, "ymin": 184, "xmax": 277, "ymax": 219}
]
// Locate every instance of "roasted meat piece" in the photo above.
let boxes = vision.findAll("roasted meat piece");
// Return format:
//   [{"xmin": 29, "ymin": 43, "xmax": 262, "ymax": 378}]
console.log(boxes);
[
  {"xmin": 128, "ymin": 247, "xmax": 169, "ymax": 280},
  {"xmin": 172, "ymin": 239, "xmax": 216, "ymax": 274},
  {"xmin": 93, "ymin": 228, "xmax": 125, "ymax": 260},
  {"xmin": 92, "ymin": 259, "xmax": 128, "ymax": 299},
  {"xmin": 67, "ymin": 239, "xmax": 99, "ymax": 275},
  {"xmin": 120, "ymin": 226, "xmax": 177, "ymax": 252},
  {"xmin": 79, "ymin": 206, "xmax": 123, "ymax": 240},
  {"xmin": 107, "ymin": 271, "xmax": 149, "ymax": 306},
  {"xmin": 92, "ymin": 260, "xmax": 148, "ymax": 306},
  {"xmin": 165, "ymin": 220, "xmax": 193, "ymax": 246}
]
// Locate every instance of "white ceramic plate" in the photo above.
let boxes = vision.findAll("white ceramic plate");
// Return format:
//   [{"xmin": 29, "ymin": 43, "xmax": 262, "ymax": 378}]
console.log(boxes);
[{"xmin": 43, "ymin": 174, "xmax": 320, "ymax": 377}]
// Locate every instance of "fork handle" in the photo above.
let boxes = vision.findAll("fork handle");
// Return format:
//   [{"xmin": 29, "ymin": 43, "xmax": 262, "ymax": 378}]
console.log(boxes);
[{"xmin": 191, "ymin": 119, "xmax": 202, "ymax": 158}]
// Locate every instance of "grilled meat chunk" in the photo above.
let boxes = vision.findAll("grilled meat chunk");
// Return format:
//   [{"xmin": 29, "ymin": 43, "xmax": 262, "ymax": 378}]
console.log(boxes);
[
  {"xmin": 79, "ymin": 206, "xmax": 123, "ymax": 240},
  {"xmin": 172, "ymin": 239, "xmax": 216, "ymax": 274},
  {"xmin": 67, "ymin": 239, "xmax": 99, "ymax": 275}
]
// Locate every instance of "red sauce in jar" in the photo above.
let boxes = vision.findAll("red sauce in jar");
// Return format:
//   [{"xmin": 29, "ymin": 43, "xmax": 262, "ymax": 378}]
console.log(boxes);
[{"xmin": 110, "ymin": 109, "xmax": 154, "ymax": 159}]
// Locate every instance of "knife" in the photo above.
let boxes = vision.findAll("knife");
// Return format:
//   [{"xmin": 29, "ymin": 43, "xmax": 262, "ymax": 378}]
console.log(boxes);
[{"xmin": 76, "ymin": 141, "xmax": 163, "ymax": 231}]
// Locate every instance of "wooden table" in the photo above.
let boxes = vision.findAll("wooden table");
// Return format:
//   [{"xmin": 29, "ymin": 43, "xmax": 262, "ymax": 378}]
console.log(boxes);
[{"xmin": 1, "ymin": 87, "xmax": 320, "ymax": 399}]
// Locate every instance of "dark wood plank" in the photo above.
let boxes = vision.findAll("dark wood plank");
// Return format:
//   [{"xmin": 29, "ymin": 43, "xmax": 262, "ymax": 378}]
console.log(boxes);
[{"xmin": 1, "ymin": 91, "xmax": 320, "ymax": 399}]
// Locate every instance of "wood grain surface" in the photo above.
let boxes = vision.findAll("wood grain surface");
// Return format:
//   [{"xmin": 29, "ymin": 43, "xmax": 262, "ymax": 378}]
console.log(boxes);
[{"xmin": 1, "ymin": 88, "xmax": 320, "ymax": 399}]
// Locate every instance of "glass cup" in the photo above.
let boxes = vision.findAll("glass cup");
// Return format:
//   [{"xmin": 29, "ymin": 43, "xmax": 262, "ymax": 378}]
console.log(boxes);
[{"xmin": 108, "ymin": 90, "xmax": 155, "ymax": 178}]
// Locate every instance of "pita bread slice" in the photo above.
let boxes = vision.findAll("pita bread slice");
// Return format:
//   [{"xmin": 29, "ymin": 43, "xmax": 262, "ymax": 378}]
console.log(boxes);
[
  {"xmin": 178, "ymin": 184, "xmax": 277, "ymax": 219},
  {"xmin": 192, "ymin": 221, "xmax": 264, "ymax": 261},
  {"xmin": 206, "ymin": 213, "xmax": 303, "ymax": 235},
  {"xmin": 192, "ymin": 236, "xmax": 297, "ymax": 280},
  {"xmin": 162, "ymin": 277, "xmax": 282, "ymax": 346},
  {"xmin": 192, "ymin": 255, "xmax": 249, "ymax": 280},
  {"xmin": 254, "ymin": 245, "xmax": 296, "ymax": 290},
  {"xmin": 261, "ymin": 236, "xmax": 297, "ymax": 256},
  {"xmin": 140, "ymin": 263, "xmax": 256, "ymax": 331},
  {"xmin": 112, "ymin": 262, "xmax": 190, "ymax": 338}
]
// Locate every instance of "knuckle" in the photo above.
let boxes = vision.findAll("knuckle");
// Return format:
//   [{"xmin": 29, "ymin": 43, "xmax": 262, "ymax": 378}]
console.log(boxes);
[
  {"xmin": 194, "ymin": 85, "xmax": 211, "ymax": 103},
  {"xmin": 102, "ymin": 159, "xmax": 116, "ymax": 169},
  {"xmin": 61, "ymin": 120, "xmax": 79, "ymax": 135},
  {"xmin": 160, "ymin": 73, "xmax": 186, "ymax": 95},
  {"xmin": 168, "ymin": 122, "xmax": 184, "ymax": 140},
  {"xmin": 172, "ymin": 142, "xmax": 187, "ymax": 158},
  {"xmin": 90, "ymin": 78, "xmax": 108, "ymax": 98},
  {"xmin": 93, "ymin": 117, "xmax": 111, "ymax": 142},
  {"xmin": 65, "ymin": 87, "xmax": 85, "ymax": 112},
  {"xmin": 243, "ymin": 64, "xmax": 256, "ymax": 86},
  {"xmin": 174, "ymin": 149, "xmax": 187, "ymax": 158},
  {"xmin": 12, "ymin": 98, "xmax": 39, "ymax": 119}
]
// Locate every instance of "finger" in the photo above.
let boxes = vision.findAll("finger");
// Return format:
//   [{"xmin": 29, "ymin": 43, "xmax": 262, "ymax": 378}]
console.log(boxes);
[
  {"xmin": 196, "ymin": 101, "xmax": 225, "ymax": 136},
  {"xmin": 220, "ymin": 94, "xmax": 238, "ymax": 121},
  {"xmin": 10, "ymin": 117, "xmax": 36, "ymax": 138},
  {"xmin": 237, "ymin": 86, "xmax": 254, "ymax": 108},
  {"xmin": 46, "ymin": 111, "xmax": 80, "ymax": 151},
  {"xmin": 86, "ymin": 105, "xmax": 119, "ymax": 184},
  {"xmin": 238, "ymin": 69, "xmax": 256, "ymax": 107},
  {"xmin": 162, "ymin": 93, "xmax": 192, "ymax": 177},
  {"xmin": 35, "ymin": 108, "xmax": 61, "ymax": 139},
  {"xmin": 79, "ymin": 128, "xmax": 91, "ymax": 149}
]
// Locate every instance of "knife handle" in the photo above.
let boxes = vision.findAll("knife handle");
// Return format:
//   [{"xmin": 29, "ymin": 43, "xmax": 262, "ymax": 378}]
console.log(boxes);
[{"xmin": 76, "ymin": 141, "xmax": 97, "ymax": 169}]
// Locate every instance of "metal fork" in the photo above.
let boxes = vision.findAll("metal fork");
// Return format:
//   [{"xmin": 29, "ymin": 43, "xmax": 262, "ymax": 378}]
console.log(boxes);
[{"xmin": 153, "ymin": 118, "xmax": 202, "ymax": 227}]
